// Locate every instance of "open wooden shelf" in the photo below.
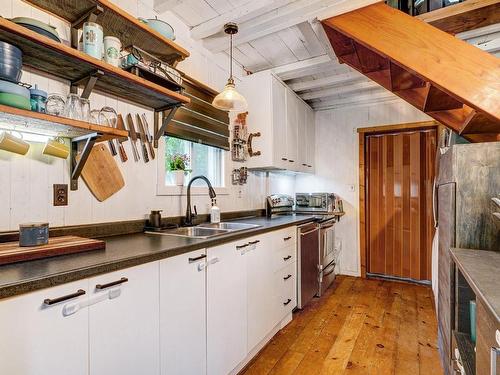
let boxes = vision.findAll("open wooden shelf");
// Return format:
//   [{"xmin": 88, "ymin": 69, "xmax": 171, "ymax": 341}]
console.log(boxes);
[
  {"xmin": 321, "ymin": 2, "xmax": 500, "ymax": 143},
  {"xmin": 0, "ymin": 104, "xmax": 128, "ymax": 141},
  {"xmin": 0, "ymin": 18, "xmax": 190, "ymax": 110},
  {"xmin": 24, "ymin": 0, "xmax": 189, "ymax": 65}
]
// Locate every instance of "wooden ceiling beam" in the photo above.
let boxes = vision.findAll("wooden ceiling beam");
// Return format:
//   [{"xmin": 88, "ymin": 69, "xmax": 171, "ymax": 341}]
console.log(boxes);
[
  {"xmin": 202, "ymin": 0, "xmax": 379, "ymax": 52},
  {"xmin": 300, "ymin": 80, "xmax": 379, "ymax": 100},
  {"xmin": 288, "ymin": 71, "xmax": 365, "ymax": 91},
  {"xmin": 417, "ymin": 0, "xmax": 500, "ymax": 35}
]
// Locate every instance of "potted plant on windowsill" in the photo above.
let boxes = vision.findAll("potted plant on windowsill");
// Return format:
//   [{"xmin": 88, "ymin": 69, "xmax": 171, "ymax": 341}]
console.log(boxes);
[{"xmin": 167, "ymin": 153, "xmax": 190, "ymax": 186}]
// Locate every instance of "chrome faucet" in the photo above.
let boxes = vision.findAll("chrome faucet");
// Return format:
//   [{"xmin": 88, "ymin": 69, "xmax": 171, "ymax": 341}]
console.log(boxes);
[{"xmin": 184, "ymin": 175, "xmax": 217, "ymax": 226}]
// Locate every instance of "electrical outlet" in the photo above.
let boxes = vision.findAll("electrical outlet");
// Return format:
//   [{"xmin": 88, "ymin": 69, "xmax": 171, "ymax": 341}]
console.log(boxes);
[{"xmin": 53, "ymin": 184, "xmax": 68, "ymax": 206}]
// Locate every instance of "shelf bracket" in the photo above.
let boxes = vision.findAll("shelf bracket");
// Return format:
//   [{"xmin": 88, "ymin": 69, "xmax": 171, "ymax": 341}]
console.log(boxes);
[
  {"xmin": 70, "ymin": 70, "xmax": 104, "ymax": 99},
  {"xmin": 71, "ymin": 5, "xmax": 104, "ymax": 49},
  {"xmin": 154, "ymin": 104, "xmax": 182, "ymax": 145},
  {"xmin": 70, "ymin": 132, "xmax": 100, "ymax": 191}
]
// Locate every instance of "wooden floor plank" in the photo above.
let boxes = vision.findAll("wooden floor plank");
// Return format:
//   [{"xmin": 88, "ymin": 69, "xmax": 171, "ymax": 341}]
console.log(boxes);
[{"xmin": 239, "ymin": 276, "xmax": 443, "ymax": 375}]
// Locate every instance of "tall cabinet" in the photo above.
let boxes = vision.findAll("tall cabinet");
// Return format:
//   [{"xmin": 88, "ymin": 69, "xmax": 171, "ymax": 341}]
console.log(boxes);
[{"xmin": 240, "ymin": 70, "xmax": 315, "ymax": 173}]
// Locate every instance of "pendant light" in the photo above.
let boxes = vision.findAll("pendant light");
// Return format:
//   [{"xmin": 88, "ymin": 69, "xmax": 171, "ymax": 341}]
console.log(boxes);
[{"xmin": 212, "ymin": 23, "xmax": 248, "ymax": 112}]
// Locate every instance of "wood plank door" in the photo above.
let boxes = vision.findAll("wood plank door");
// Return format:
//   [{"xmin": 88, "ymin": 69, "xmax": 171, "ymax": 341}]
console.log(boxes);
[{"xmin": 366, "ymin": 129, "xmax": 436, "ymax": 281}]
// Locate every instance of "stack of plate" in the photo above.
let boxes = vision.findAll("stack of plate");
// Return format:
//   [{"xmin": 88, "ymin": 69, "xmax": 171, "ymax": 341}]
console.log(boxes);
[
  {"xmin": 0, "ymin": 79, "xmax": 30, "ymax": 110},
  {"xmin": 10, "ymin": 17, "xmax": 61, "ymax": 43}
]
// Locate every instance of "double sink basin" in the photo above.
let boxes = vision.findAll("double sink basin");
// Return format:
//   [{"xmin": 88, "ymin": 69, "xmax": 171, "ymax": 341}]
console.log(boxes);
[{"xmin": 148, "ymin": 222, "xmax": 261, "ymax": 239}]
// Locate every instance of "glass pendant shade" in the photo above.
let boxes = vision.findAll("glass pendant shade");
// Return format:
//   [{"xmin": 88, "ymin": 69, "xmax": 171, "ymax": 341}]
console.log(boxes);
[
  {"xmin": 212, "ymin": 78, "xmax": 248, "ymax": 112},
  {"xmin": 212, "ymin": 22, "xmax": 248, "ymax": 113}
]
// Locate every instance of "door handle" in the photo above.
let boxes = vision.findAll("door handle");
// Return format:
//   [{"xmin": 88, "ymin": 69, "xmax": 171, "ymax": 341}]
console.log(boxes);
[
  {"xmin": 491, "ymin": 347, "xmax": 500, "ymax": 375},
  {"xmin": 283, "ymin": 274, "xmax": 292, "ymax": 280},
  {"xmin": 283, "ymin": 255, "xmax": 292, "ymax": 261},
  {"xmin": 248, "ymin": 240, "xmax": 260, "ymax": 245},
  {"xmin": 95, "ymin": 277, "xmax": 128, "ymax": 290},
  {"xmin": 432, "ymin": 177, "xmax": 438, "ymax": 228},
  {"xmin": 236, "ymin": 243, "xmax": 249, "ymax": 250},
  {"xmin": 283, "ymin": 298, "xmax": 292, "ymax": 306},
  {"xmin": 301, "ymin": 228, "xmax": 318, "ymax": 236},
  {"xmin": 283, "ymin": 236, "xmax": 292, "ymax": 241},
  {"xmin": 189, "ymin": 254, "xmax": 207, "ymax": 263},
  {"xmin": 43, "ymin": 289, "xmax": 86, "ymax": 306}
]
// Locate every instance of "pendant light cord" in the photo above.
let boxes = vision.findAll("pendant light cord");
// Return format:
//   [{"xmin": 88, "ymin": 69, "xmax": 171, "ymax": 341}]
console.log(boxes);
[{"xmin": 229, "ymin": 32, "xmax": 233, "ymax": 82}]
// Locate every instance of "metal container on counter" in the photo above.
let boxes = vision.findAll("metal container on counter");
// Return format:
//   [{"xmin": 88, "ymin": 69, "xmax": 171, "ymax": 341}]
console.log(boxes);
[{"xmin": 19, "ymin": 222, "xmax": 49, "ymax": 247}]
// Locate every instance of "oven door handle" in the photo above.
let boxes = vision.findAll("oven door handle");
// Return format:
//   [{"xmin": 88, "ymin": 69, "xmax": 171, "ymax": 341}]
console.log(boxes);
[{"xmin": 300, "ymin": 228, "xmax": 319, "ymax": 236}]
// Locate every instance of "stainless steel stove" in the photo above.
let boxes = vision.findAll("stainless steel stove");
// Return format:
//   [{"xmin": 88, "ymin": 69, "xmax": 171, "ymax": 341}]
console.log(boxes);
[{"xmin": 265, "ymin": 193, "xmax": 342, "ymax": 308}]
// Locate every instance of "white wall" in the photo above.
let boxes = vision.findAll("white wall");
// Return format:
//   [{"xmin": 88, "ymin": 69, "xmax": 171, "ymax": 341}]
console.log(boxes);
[
  {"xmin": 296, "ymin": 98, "xmax": 430, "ymax": 276},
  {"xmin": 0, "ymin": 0, "xmax": 275, "ymax": 231}
]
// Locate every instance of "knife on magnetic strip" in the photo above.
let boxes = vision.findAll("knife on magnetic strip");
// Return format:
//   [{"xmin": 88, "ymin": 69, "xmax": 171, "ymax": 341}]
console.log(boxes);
[
  {"xmin": 137, "ymin": 114, "xmax": 155, "ymax": 160},
  {"xmin": 125, "ymin": 114, "xmax": 141, "ymax": 162},
  {"xmin": 130, "ymin": 114, "xmax": 149, "ymax": 163},
  {"xmin": 116, "ymin": 114, "xmax": 128, "ymax": 162}
]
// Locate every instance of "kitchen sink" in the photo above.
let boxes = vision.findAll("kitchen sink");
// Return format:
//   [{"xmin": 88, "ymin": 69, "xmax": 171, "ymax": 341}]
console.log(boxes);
[
  {"xmin": 197, "ymin": 222, "xmax": 261, "ymax": 231},
  {"xmin": 146, "ymin": 222, "xmax": 261, "ymax": 239}
]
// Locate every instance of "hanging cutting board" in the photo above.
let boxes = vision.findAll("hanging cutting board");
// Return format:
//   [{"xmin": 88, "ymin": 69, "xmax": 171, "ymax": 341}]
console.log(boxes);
[
  {"xmin": 80, "ymin": 143, "xmax": 125, "ymax": 201},
  {"xmin": 0, "ymin": 236, "xmax": 105, "ymax": 265}
]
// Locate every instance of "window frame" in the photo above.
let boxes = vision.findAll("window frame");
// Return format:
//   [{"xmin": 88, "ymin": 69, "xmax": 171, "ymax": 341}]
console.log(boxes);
[{"xmin": 156, "ymin": 136, "xmax": 229, "ymax": 196}]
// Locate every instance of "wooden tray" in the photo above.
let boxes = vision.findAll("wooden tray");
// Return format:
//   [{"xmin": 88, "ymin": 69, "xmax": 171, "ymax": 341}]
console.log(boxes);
[{"xmin": 0, "ymin": 236, "xmax": 105, "ymax": 265}]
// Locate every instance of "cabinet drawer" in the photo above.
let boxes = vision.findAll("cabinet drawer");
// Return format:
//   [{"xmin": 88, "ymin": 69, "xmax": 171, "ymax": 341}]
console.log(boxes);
[
  {"xmin": 274, "ymin": 245, "xmax": 296, "ymax": 271},
  {"xmin": 275, "ymin": 262, "xmax": 296, "ymax": 298},
  {"xmin": 273, "ymin": 227, "xmax": 297, "ymax": 250}
]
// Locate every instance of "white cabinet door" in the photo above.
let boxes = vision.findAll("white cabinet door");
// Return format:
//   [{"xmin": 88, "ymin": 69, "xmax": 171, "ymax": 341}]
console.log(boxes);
[
  {"xmin": 160, "ymin": 249, "xmax": 206, "ymax": 375},
  {"xmin": 207, "ymin": 241, "xmax": 247, "ymax": 375},
  {"xmin": 0, "ymin": 280, "xmax": 89, "ymax": 375},
  {"xmin": 306, "ymin": 106, "xmax": 315, "ymax": 173},
  {"xmin": 246, "ymin": 234, "xmax": 276, "ymax": 351},
  {"xmin": 297, "ymin": 100, "xmax": 308, "ymax": 172},
  {"xmin": 272, "ymin": 76, "xmax": 288, "ymax": 169},
  {"xmin": 286, "ymin": 89, "xmax": 298, "ymax": 169},
  {"xmin": 88, "ymin": 262, "xmax": 160, "ymax": 375}
]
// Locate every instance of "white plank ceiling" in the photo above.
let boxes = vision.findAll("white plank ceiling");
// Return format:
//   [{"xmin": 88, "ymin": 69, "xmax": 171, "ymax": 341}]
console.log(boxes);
[{"xmin": 155, "ymin": 0, "xmax": 500, "ymax": 110}]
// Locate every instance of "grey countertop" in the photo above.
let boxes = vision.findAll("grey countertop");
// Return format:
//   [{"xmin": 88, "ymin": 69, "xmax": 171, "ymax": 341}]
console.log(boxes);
[
  {"xmin": 450, "ymin": 248, "xmax": 500, "ymax": 323},
  {"xmin": 0, "ymin": 215, "xmax": 315, "ymax": 300}
]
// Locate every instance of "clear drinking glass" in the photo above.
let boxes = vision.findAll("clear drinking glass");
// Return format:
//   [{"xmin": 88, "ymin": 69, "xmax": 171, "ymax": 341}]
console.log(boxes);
[
  {"xmin": 89, "ymin": 109, "xmax": 100, "ymax": 124},
  {"xmin": 80, "ymin": 98, "xmax": 91, "ymax": 122},
  {"xmin": 63, "ymin": 93, "xmax": 82, "ymax": 120},
  {"xmin": 98, "ymin": 106, "xmax": 118, "ymax": 128},
  {"xmin": 46, "ymin": 93, "xmax": 66, "ymax": 116}
]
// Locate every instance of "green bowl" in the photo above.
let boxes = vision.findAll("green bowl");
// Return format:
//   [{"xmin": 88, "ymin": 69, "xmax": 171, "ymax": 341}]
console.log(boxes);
[{"xmin": 0, "ymin": 92, "xmax": 31, "ymax": 110}]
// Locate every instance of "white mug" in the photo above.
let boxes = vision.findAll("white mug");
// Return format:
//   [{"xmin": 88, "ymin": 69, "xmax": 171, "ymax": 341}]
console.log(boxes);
[{"xmin": 104, "ymin": 36, "xmax": 121, "ymax": 67}]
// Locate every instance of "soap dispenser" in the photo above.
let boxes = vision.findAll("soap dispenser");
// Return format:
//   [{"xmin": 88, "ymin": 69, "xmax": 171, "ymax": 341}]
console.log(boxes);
[{"xmin": 210, "ymin": 199, "xmax": 220, "ymax": 224}]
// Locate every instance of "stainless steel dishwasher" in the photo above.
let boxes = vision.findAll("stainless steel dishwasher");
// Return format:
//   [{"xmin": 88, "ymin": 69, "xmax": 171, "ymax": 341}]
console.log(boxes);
[{"xmin": 297, "ymin": 222, "xmax": 320, "ymax": 309}]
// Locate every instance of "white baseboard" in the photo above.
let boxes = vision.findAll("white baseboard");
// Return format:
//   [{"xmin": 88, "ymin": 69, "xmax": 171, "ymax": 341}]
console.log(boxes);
[
  {"xmin": 230, "ymin": 313, "xmax": 293, "ymax": 375},
  {"xmin": 339, "ymin": 269, "xmax": 360, "ymax": 277}
]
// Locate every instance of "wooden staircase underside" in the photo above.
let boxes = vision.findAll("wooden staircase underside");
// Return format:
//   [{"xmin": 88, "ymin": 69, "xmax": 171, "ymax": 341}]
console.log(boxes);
[{"xmin": 321, "ymin": 2, "xmax": 500, "ymax": 142}]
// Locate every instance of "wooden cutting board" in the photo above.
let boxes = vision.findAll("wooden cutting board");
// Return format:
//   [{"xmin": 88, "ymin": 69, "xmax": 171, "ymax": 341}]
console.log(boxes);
[
  {"xmin": 81, "ymin": 143, "xmax": 125, "ymax": 202},
  {"xmin": 0, "ymin": 236, "xmax": 105, "ymax": 265}
]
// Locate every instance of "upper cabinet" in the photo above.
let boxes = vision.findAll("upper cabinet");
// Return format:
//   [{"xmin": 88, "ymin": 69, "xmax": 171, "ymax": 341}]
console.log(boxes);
[{"xmin": 240, "ymin": 71, "xmax": 315, "ymax": 173}]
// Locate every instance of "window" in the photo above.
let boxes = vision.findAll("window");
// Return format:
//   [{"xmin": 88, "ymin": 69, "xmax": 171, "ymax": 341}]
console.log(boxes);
[{"xmin": 163, "ymin": 136, "xmax": 224, "ymax": 187}]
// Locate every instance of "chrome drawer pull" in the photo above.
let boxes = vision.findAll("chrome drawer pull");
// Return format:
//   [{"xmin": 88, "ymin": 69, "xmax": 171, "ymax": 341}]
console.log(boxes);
[
  {"xmin": 44, "ymin": 289, "xmax": 86, "ymax": 305},
  {"xmin": 283, "ymin": 299, "xmax": 292, "ymax": 306},
  {"xmin": 283, "ymin": 274, "xmax": 292, "ymax": 280},
  {"xmin": 96, "ymin": 277, "xmax": 128, "ymax": 290}
]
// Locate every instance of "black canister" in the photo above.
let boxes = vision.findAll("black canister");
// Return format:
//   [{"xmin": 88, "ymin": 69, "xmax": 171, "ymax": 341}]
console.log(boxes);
[{"xmin": 19, "ymin": 222, "xmax": 49, "ymax": 246}]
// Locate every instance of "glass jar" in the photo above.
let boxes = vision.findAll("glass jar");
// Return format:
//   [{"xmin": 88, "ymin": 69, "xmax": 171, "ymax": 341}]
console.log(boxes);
[
  {"xmin": 98, "ymin": 106, "xmax": 118, "ymax": 128},
  {"xmin": 63, "ymin": 93, "xmax": 82, "ymax": 120},
  {"xmin": 80, "ymin": 98, "xmax": 91, "ymax": 122},
  {"xmin": 45, "ymin": 93, "xmax": 65, "ymax": 116}
]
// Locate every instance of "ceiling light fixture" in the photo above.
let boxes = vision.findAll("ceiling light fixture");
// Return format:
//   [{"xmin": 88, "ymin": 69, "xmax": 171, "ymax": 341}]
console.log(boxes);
[{"xmin": 212, "ymin": 23, "xmax": 248, "ymax": 113}]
